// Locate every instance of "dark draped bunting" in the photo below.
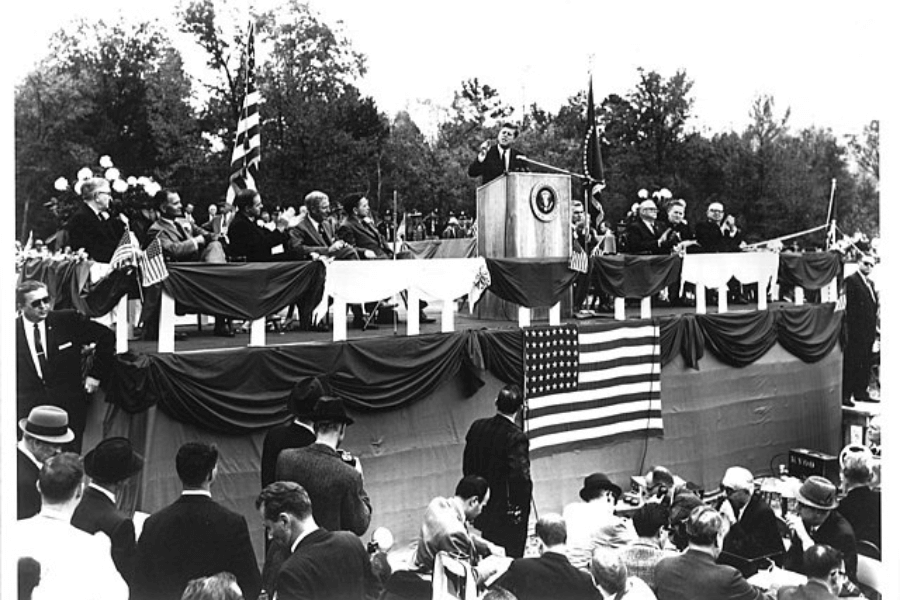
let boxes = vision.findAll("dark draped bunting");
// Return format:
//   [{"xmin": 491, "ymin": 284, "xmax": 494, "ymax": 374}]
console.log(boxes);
[
  {"xmin": 18, "ymin": 257, "xmax": 134, "ymax": 317},
  {"xmin": 658, "ymin": 314, "xmax": 706, "ymax": 369},
  {"xmin": 406, "ymin": 238, "xmax": 476, "ymax": 259},
  {"xmin": 777, "ymin": 251, "xmax": 843, "ymax": 289},
  {"xmin": 483, "ymin": 258, "xmax": 578, "ymax": 307},
  {"xmin": 591, "ymin": 254, "xmax": 682, "ymax": 298},
  {"xmin": 164, "ymin": 261, "xmax": 326, "ymax": 320}
]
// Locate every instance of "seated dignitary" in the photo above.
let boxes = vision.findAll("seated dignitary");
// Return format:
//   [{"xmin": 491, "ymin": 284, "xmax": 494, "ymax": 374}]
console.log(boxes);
[
  {"xmin": 257, "ymin": 481, "xmax": 375, "ymax": 600},
  {"xmin": 837, "ymin": 445, "xmax": 881, "ymax": 551},
  {"xmin": 591, "ymin": 548, "xmax": 657, "ymax": 600},
  {"xmin": 563, "ymin": 472, "xmax": 636, "ymax": 569},
  {"xmin": 717, "ymin": 466, "xmax": 785, "ymax": 568},
  {"xmin": 623, "ymin": 199, "xmax": 672, "ymax": 255},
  {"xmin": 16, "ymin": 280, "xmax": 115, "ymax": 451},
  {"xmin": 658, "ymin": 199, "xmax": 696, "ymax": 254},
  {"xmin": 694, "ymin": 201, "xmax": 743, "ymax": 253},
  {"xmin": 131, "ymin": 442, "xmax": 260, "ymax": 600},
  {"xmin": 64, "ymin": 177, "xmax": 126, "ymax": 263},
  {"xmin": 287, "ymin": 190, "xmax": 359, "ymax": 260},
  {"xmin": 275, "ymin": 396, "xmax": 372, "ymax": 535},
  {"xmin": 15, "ymin": 453, "xmax": 128, "ymax": 600},
  {"xmin": 226, "ymin": 188, "xmax": 290, "ymax": 261},
  {"xmin": 783, "ymin": 476, "xmax": 857, "ymax": 583},
  {"xmin": 337, "ymin": 192, "xmax": 396, "ymax": 260},
  {"xmin": 654, "ymin": 505, "xmax": 768, "ymax": 600},
  {"xmin": 467, "ymin": 122, "xmax": 529, "ymax": 184},
  {"xmin": 491, "ymin": 513, "xmax": 599, "ymax": 600},
  {"xmin": 620, "ymin": 503, "xmax": 677, "ymax": 589},
  {"xmin": 261, "ymin": 376, "xmax": 324, "ymax": 489},
  {"xmin": 17, "ymin": 405, "xmax": 73, "ymax": 519},
  {"xmin": 71, "ymin": 437, "xmax": 144, "ymax": 585},
  {"xmin": 776, "ymin": 545, "xmax": 845, "ymax": 600}
]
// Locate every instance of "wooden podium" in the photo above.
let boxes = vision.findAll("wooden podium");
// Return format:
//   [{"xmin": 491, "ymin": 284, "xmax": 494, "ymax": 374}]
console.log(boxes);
[{"xmin": 474, "ymin": 172, "xmax": 571, "ymax": 320}]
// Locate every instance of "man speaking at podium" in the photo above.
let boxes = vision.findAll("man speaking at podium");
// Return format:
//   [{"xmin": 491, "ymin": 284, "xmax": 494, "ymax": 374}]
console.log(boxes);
[{"xmin": 468, "ymin": 122, "xmax": 529, "ymax": 184}]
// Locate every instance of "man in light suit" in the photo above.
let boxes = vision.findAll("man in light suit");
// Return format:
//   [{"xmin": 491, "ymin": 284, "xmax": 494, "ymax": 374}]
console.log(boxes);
[
  {"xmin": 463, "ymin": 384, "xmax": 532, "ymax": 558},
  {"xmin": 842, "ymin": 254, "xmax": 878, "ymax": 406},
  {"xmin": 491, "ymin": 514, "xmax": 598, "ymax": 600},
  {"xmin": 467, "ymin": 122, "xmax": 529, "ymax": 185},
  {"xmin": 15, "ymin": 280, "xmax": 115, "ymax": 451},
  {"xmin": 71, "ymin": 436, "xmax": 144, "ymax": 584},
  {"xmin": 257, "ymin": 481, "xmax": 374, "ymax": 600},
  {"xmin": 17, "ymin": 405, "xmax": 74, "ymax": 519},
  {"xmin": 131, "ymin": 442, "xmax": 260, "ymax": 600},
  {"xmin": 654, "ymin": 505, "xmax": 766, "ymax": 600}
]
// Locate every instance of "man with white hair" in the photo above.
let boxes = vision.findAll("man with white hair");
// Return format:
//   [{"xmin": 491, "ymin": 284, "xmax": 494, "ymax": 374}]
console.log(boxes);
[
  {"xmin": 837, "ymin": 445, "xmax": 880, "ymax": 550},
  {"xmin": 64, "ymin": 177, "xmax": 126, "ymax": 262},
  {"xmin": 718, "ymin": 466, "xmax": 784, "ymax": 568},
  {"xmin": 695, "ymin": 201, "xmax": 743, "ymax": 253},
  {"xmin": 624, "ymin": 199, "xmax": 672, "ymax": 254}
]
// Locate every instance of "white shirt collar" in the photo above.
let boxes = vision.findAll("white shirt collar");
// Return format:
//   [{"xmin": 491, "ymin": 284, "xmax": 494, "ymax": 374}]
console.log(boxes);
[
  {"xmin": 182, "ymin": 489, "xmax": 212, "ymax": 498},
  {"xmin": 293, "ymin": 419, "xmax": 315, "ymax": 434},
  {"xmin": 89, "ymin": 482, "xmax": 117, "ymax": 503}
]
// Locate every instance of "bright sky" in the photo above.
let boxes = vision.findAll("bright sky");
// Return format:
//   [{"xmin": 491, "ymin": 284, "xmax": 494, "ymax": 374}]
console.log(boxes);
[{"xmin": 8, "ymin": 0, "xmax": 889, "ymax": 140}]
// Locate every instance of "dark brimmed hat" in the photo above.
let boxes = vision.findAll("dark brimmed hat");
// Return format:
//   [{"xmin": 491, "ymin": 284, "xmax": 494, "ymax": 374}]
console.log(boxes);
[
  {"xmin": 579, "ymin": 472, "xmax": 622, "ymax": 501},
  {"xmin": 312, "ymin": 396, "xmax": 354, "ymax": 425},
  {"xmin": 18, "ymin": 405, "xmax": 74, "ymax": 444},
  {"xmin": 287, "ymin": 377, "xmax": 327, "ymax": 420},
  {"xmin": 84, "ymin": 437, "xmax": 144, "ymax": 483},
  {"xmin": 796, "ymin": 476, "xmax": 838, "ymax": 511}
]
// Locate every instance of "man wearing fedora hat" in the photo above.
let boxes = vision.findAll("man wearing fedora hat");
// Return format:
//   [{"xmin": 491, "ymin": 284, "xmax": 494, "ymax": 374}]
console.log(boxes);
[
  {"xmin": 563, "ymin": 472, "xmax": 636, "ymax": 569},
  {"xmin": 275, "ymin": 396, "xmax": 372, "ymax": 536},
  {"xmin": 261, "ymin": 376, "xmax": 325, "ymax": 489},
  {"xmin": 784, "ymin": 476, "xmax": 858, "ymax": 583},
  {"xmin": 71, "ymin": 437, "xmax": 144, "ymax": 584},
  {"xmin": 17, "ymin": 404, "xmax": 74, "ymax": 519}
]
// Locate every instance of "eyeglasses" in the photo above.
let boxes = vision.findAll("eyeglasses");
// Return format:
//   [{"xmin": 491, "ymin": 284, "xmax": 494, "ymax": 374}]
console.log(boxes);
[
  {"xmin": 29, "ymin": 296, "xmax": 51, "ymax": 308},
  {"xmin": 861, "ymin": 261, "xmax": 875, "ymax": 267}
]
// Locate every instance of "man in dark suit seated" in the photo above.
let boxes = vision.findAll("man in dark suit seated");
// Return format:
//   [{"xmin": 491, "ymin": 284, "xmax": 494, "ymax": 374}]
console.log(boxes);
[
  {"xmin": 467, "ymin": 122, "xmax": 529, "ymax": 185},
  {"xmin": 777, "ymin": 545, "xmax": 845, "ymax": 600},
  {"xmin": 226, "ymin": 188, "xmax": 290, "ymax": 262},
  {"xmin": 463, "ymin": 385, "xmax": 532, "ymax": 558},
  {"xmin": 64, "ymin": 177, "xmax": 125, "ymax": 263},
  {"xmin": 16, "ymin": 405, "xmax": 74, "ymax": 519},
  {"xmin": 71, "ymin": 437, "xmax": 144, "ymax": 584},
  {"xmin": 131, "ymin": 442, "xmax": 260, "ymax": 600},
  {"xmin": 257, "ymin": 481, "xmax": 375, "ymax": 600},
  {"xmin": 491, "ymin": 514, "xmax": 598, "ymax": 600},
  {"xmin": 654, "ymin": 505, "xmax": 767, "ymax": 600},
  {"xmin": 717, "ymin": 466, "xmax": 785, "ymax": 570},
  {"xmin": 837, "ymin": 447, "xmax": 880, "ymax": 551},
  {"xmin": 624, "ymin": 199, "xmax": 673, "ymax": 255},
  {"xmin": 694, "ymin": 201, "xmax": 744, "ymax": 253},
  {"xmin": 15, "ymin": 280, "xmax": 115, "ymax": 451}
]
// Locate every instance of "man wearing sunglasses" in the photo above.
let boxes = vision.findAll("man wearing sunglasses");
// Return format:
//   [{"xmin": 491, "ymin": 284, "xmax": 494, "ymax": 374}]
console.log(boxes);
[
  {"xmin": 842, "ymin": 254, "xmax": 879, "ymax": 407},
  {"xmin": 15, "ymin": 280, "xmax": 115, "ymax": 452}
]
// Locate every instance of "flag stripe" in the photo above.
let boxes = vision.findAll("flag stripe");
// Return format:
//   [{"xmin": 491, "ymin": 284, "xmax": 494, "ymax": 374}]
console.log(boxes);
[
  {"xmin": 528, "ymin": 380, "xmax": 661, "ymax": 413},
  {"xmin": 227, "ymin": 22, "xmax": 260, "ymax": 201},
  {"xmin": 529, "ymin": 403, "xmax": 662, "ymax": 438},
  {"xmin": 530, "ymin": 418, "xmax": 664, "ymax": 453}
]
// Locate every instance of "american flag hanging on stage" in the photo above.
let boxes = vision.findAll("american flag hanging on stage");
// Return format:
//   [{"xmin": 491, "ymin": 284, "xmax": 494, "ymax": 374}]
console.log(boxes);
[
  {"xmin": 226, "ymin": 22, "xmax": 261, "ymax": 203},
  {"xmin": 138, "ymin": 237, "xmax": 169, "ymax": 286},
  {"xmin": 524, "ymin": 322, "xmax": 662, "ymax": 457}
]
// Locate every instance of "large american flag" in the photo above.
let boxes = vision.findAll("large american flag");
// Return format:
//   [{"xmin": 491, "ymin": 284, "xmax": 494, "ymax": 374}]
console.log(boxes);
[
  {"xmin": 226, "ymin": 22, "xmax": 261, "ymax": 203},
  {"xmin": 524, "ymin": 322, "xmax": 663, "ymax": 457},
  {"xmin": 138, "ymin": 237, "xmax": 169, "ymax": 287}
]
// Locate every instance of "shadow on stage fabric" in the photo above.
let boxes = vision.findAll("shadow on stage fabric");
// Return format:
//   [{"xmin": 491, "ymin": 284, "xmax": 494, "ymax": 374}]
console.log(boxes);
[{"xmin": 777, "ymin": 251, "xmax": 843, "ymax": 289}]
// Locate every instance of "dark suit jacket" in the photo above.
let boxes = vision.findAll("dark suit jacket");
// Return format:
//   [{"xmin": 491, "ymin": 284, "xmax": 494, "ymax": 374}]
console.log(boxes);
[
  {"xmin": 261, "ymin": 421, "xmax": 316, "ymax": 488},
  {"xmin": 467, "ymin": 145, "xmax": 528, "ymax": 185},
  {"xmin": 777, "ymin": 580, "xmax": 839, "ymax": 600},
  {"xmin": 695, "ymin": 220, "xmax": 742, "ymax": 253},
  {"xmin": 654, "ymin": 548, "xmax": 766, "ymax": 600},
  {"xmin": 275, "ymin": 443, "xmax": 372, "ymax": 535},
  {"xmin": 131, "ymin": 494, "xmax": 260, "ymax": 600},
  {"xmin": 838, "ymin": 485, "xmax": 880, "ymax": 549},
  {"xmin": 492, "ymin": 551, "xmax": 599, "ymax": 600},
  {"xmin": 784, "ymin": 511, "xmax": 857, "ymax": 582},
  {"xmin": 337, "ymin": 216, "xmax": 394, "ymax": 259},
  {"xmin": 276, "ymin": 528, "xmax": 373, "ymax": 600},
  {"xmin": 843, "ymin": 272, "xmax": 878, "ymax": 350},
  {"xmin": 65, "ymin": 202, "xmax": 125, "ymax": 262},
  {"xmin": 226, "ymin": 212, "xmax": 287, "ymax": 262},
  {"xmin": 17, "ymin": 448, "xmax": 41, "ymax": 520},
  {"xmin": 721, "ymin": 494, "xmax": 785, "ymax": 563},
  {"xmin": 287, "ymin": 217, "xmax": 358, "ymax": 261},
  {"xmin": 624, "ymin": 219, "xmax": 668, "ymax": 254},
  {"xmin": 463, "ymin": 415, "xmax": 532, "ymax": 557},
  {"xmin": 71, "ymin": 486, "xmax": 137, "ymax": 583},
  {"xmin": 15, "ymin": 311, "xmax": 115, "ymax": 444}
]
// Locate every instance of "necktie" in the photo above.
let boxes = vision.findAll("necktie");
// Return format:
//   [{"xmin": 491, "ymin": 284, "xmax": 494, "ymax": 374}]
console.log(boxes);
[
  {"xmin": 34, "ymin": 323, "xmax": 48, "ymax": 379},
  {"xmin": 501, "ymin": 149, "xmax": 508, "ymax": 172}
]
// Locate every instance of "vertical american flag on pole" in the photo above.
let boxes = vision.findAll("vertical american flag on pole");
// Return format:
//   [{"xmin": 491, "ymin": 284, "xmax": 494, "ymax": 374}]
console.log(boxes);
[
  {"xmin": 226, "ymin": 22, "xmax": 261, "ymax": 203},
  {"xmin": 138, "ymin": 237, "xmax": 169, "ymax": 286},
  {"xmin": 524, "ymin": 322, "xmax": 662, "ymax": 457}
]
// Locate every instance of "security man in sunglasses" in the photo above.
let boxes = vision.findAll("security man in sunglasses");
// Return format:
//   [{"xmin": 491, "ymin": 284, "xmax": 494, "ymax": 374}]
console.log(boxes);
[{"xmin": 15, "ymin": 280, "xmax": 115, "ymax": 452}]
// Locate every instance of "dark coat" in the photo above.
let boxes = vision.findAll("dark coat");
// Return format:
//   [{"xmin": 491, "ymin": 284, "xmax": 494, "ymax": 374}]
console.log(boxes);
[
  {"xmin": 275, "ymin": 443, "xmax": 372, "ymax": 535},
  {"xmin": 287, "ymin": 217, "xmax": 358, "ymax": 261},
  {"xmin": 842, "ymin": 271, "xmax": 878, "ymax": 401},
  {"xmin": 131, "ymin": 494, "xmax": 260, "ymax": 600},
  {"xmin": 624, "ymin": 219, "xmax": 668, "ymax": 254},
  {"xmin": 784, "ymin": 511, "xmax": 857, "ymax": 582},
  {"xmin": 65, "ymin": 202, "xmax": 124, "ymax": 262},
  {"xmin": 721, "ymin": 493, "xmax": 785, "ymax": 563},
  {"xmin": 695, "ymin": 220, "xmax": 743, "ymax": 253},
  {"xmin": 467, "ymin": 145, "xmax": 528, "ymax": 185},
  {"xmin": 71, "ymin": 486, "xmax": 137, "ymax": 584},
  {"xmin": 226, "ymin": 212, "xmax": 287, "ymax": 262},
  {"xmin": 491, "ymin": 551, "xmax": 599, "ymax": 600},
  {"xmin": 15, "ymin": 311, "xmax": 115, "ymax": 447},
  {"xmin": 261, "ymin": 421, "xmax": 316, "ymax": 488},
  {"xmin": 463, "ymin": 414, "xmax": 532, "ymax": 558},
  {"xmin": 838, "ymin": 485, "xmax": 881, "ymax": 550},
  {"xmin": 654, "ymin": 548, "xmax": 766, "ymax": 600},
  {"xmin": 276, "ymin": 528, "xmax": 373, "ymax": 600},
  {"xmin": 17, "ymin": 448, "xmax": 41, "ymax": 520},
  {"xmin": 148, "ymin": 217, "xmax": 212, "ymax": 262},
  {"xmin": 337, "ymin": 215, "xmax": 394, "ymax": 259}
]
